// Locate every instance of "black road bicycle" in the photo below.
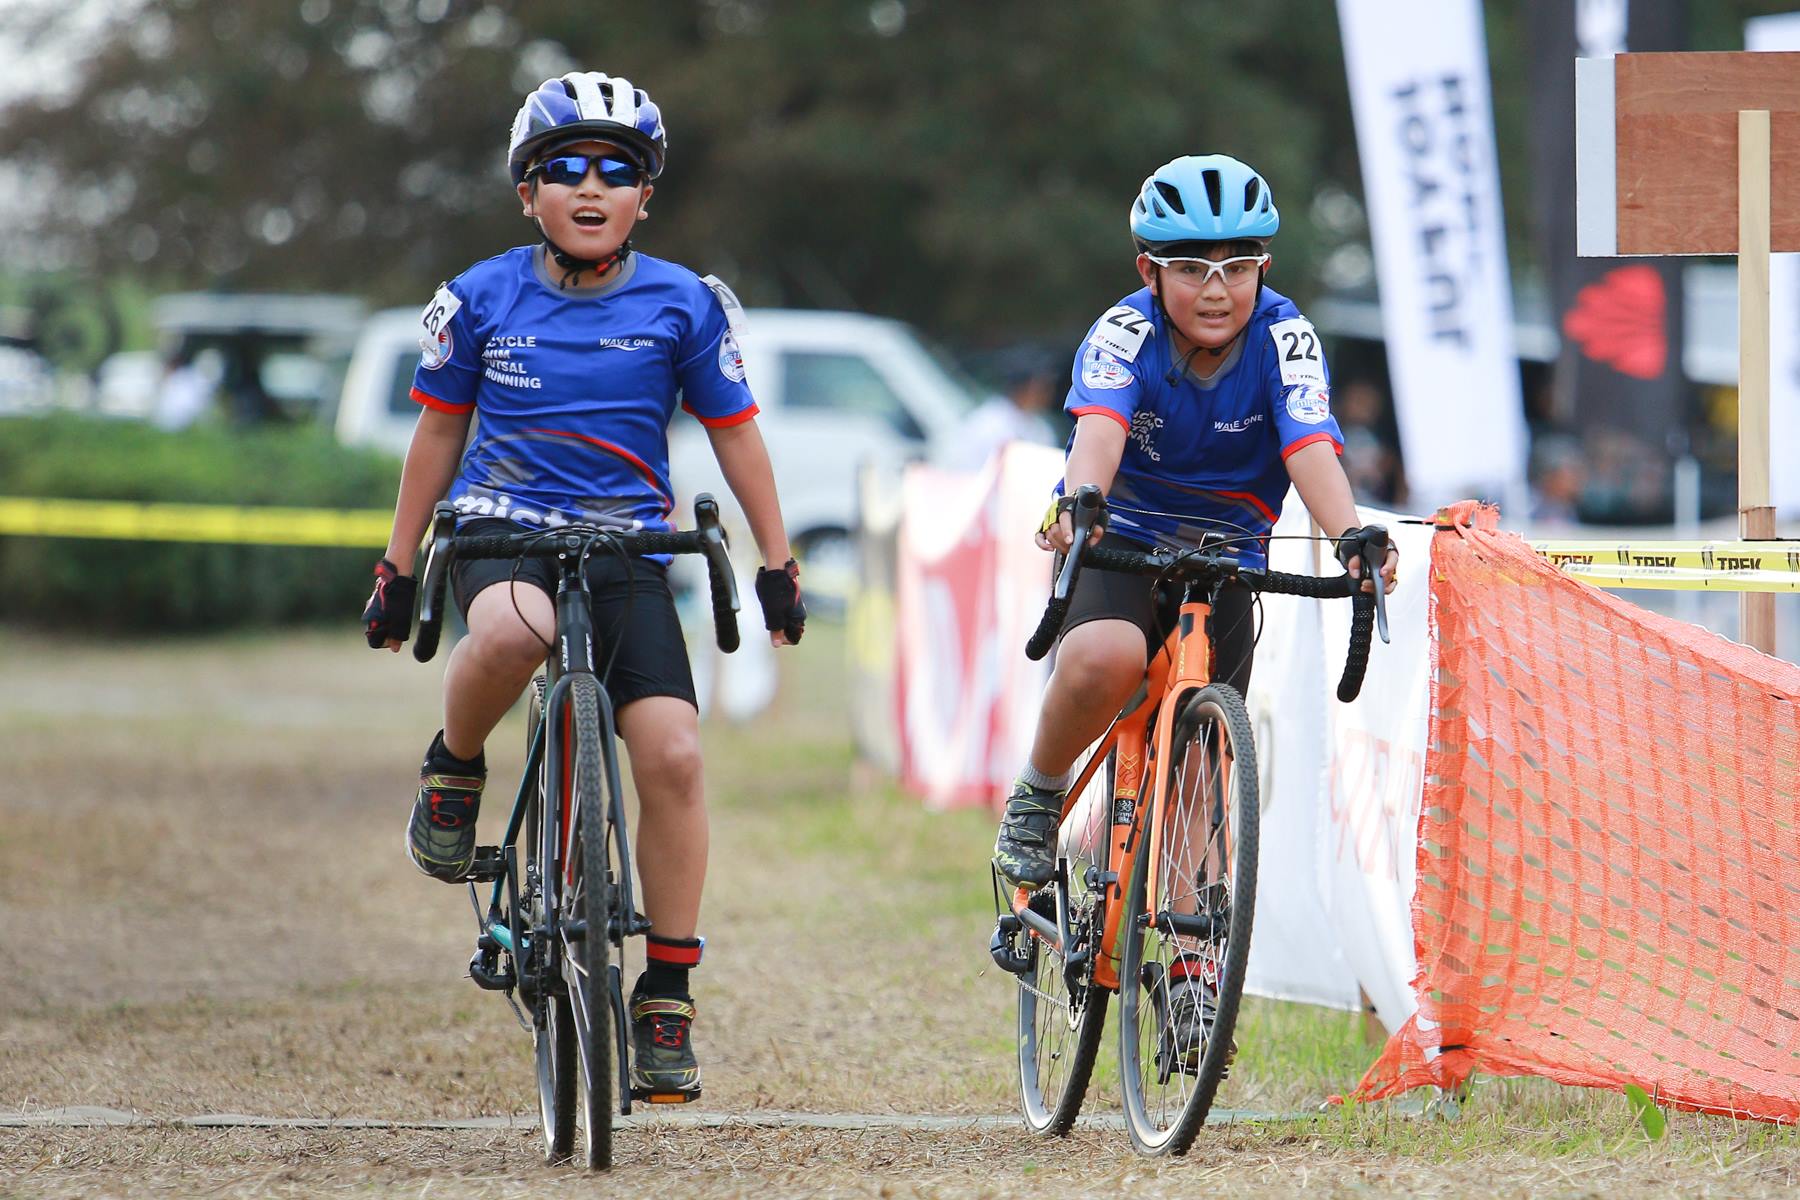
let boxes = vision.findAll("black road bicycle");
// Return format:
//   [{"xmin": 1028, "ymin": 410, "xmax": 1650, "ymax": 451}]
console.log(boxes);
[{"xmin": 410, "ymin": 495, "xmax": 740, "ymax": 1171}]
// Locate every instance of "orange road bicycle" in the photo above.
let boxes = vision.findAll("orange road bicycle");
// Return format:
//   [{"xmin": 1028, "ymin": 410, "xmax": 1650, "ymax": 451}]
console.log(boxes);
[{"xmin": 990, "ymin": 485, "xmax": 1385, "ymax": 1155}]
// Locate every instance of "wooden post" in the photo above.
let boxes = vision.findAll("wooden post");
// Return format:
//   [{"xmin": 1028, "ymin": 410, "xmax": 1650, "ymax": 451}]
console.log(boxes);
[
  {"xmin": 1359, "ymin": 986, "xmax": 1385, "ymax": 1046},
  {"xmin": 1739, "ymin": 109, "xmax": 1778, "ymax": 655}
]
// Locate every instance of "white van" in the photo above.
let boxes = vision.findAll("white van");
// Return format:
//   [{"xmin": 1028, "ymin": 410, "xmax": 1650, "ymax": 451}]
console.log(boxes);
[{"xmin": 335, "ymin": 305, "xmax": 988, "ymax": 605}]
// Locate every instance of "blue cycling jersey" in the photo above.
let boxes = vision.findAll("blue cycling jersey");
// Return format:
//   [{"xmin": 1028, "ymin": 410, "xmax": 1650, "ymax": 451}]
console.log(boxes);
[
  {"xmin": 1060, "ymin": 284, "xmax": 1343, "ymax": 568},
  {"xmin": 409, "ymin": 246, "xmax": 756, "ymax": 535}
]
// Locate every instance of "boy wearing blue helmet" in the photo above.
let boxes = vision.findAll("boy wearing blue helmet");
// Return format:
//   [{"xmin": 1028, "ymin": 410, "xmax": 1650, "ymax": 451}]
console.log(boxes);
[
  {"xmin": 992, "ymin": 154, "xmax": 1398, "ymax": 893},
  {"xmin": 360, "ymin": 71, "xmax": 806, "ymax": 1101}
]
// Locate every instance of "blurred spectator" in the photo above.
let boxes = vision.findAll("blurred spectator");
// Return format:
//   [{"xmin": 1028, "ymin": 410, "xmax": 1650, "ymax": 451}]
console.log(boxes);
[
  {"xmin": 945, "ymin": 343, "xmax": 1061, "ymax": 471},
  {"xmin": 1335, "ymin": 379, "xmax": 1405, "ymax": 506},
  {"xmin": 1529, "ymin": 432, "xmax": 1586, "ymax": 526},
  {"xmin": 152, "ymin": 348, "xmax": 214, "ymax": 431}
]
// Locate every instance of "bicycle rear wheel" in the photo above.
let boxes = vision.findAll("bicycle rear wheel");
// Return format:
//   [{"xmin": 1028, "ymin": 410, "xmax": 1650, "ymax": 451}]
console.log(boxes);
[
  {"xmin": 560, "ymin": 674, "xmax": 616, "ymax": 1170},
  {"xmin": 1016, "ymin": 748, "xmax": 1111, "ymax": 1135},
  {"xmin": 526, "ymin": 677, "xmax": 576, "ymax": 1164},
  {"xmin": 1118, "ymin": 684, "xmax": 1258, "ymax": 1155}
]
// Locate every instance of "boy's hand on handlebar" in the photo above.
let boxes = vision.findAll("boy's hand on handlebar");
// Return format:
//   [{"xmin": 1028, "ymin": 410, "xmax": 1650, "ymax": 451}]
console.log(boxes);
[
  {"xmin": 1334, "ymin": 525, "xmax": 1399, "ymax": 595},
  {"xmin": 1035, "ymin": 494, "xmax": 1107, "ymax": 553},
  {"xmin": 362, "ymin": 558, "xmax": 417, "ymax": 651},
  {"xmin": 755, "ymin": 558, "xmax": 806, "ymax": 646}
]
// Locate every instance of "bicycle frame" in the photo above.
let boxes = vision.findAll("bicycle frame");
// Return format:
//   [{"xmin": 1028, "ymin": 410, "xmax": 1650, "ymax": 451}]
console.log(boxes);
[
  {"xmin": 472, "ymin": 547, "xmax": 648, "ymax": 1114},
  {"xmin": 1010, "ymin": 584, "xmax": 1225, "ymax": 994}
]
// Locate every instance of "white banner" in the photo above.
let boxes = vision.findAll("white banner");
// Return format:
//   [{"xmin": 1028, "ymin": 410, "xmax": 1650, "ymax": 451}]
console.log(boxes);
[
  {"xmin": 1246, "ymin": 498, "xmax": 1432, "ymax": 1026},
  {"xmin": 1747, "ymin": 13, "xmax": 1800, "ymax": 516},
  {"xmin": 1245, "ymin": 506, "xmax": 1360, "ymax": 1010},
  {"xmin": 1318, "ymin": 507, "xmax": 1434, "ymax": 1032},
  {"xmin": 1337, "ymin": 0, "xmax": 1527, "ymax": 511}
]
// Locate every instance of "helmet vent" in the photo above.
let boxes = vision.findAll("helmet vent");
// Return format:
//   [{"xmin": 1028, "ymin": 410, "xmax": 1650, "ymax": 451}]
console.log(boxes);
[
  {"xmin": 1154, "ymin": 180, "xmax": 1186, "ymax": 216},
  {"xmin": 1243, "ymin": 177, "xmax": 1261, "ymax": 213},
  {"xmin": 1201, "ymin": 169, "xmax": 1223, "ymax": 218}
]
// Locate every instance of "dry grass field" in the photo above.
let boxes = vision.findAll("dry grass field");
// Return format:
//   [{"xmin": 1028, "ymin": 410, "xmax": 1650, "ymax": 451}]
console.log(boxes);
[{"xmin": 2, "ymin": 624, "xmax": 1796, "ymax": 1197}]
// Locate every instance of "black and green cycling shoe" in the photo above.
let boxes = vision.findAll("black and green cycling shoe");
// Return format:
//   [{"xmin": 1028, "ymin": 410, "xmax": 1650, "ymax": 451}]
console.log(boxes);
[
  {"xmin": 992, "ymin": 780, "xmax": 1065, "ymax": 889},
  {"xmin": 406, "ymin": 737, "xmax": 485, "ymax": 882},
  {"xmin": 1161, "ymin": 967, "xmax": 1236, "ymax": 1076},
  {"xmin": 629, "ymin": 989, "xmax": 702, "ymax": 1102}
]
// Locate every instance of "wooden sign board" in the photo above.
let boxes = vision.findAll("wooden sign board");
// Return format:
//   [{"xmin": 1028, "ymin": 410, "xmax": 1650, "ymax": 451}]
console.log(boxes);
[{"xmin": 1577, "ymin": 51, "xmax": 1800, "ymax": 255}]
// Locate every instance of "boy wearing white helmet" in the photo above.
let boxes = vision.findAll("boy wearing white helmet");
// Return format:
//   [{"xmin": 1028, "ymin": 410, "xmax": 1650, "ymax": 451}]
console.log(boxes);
[
  {"xmin": 360, "ymin": 71, "xmax": 804, "ymax": 1101},
  {"xmin": 992, "ymin": 153, "xmax": 1398, "ymax": 897}
]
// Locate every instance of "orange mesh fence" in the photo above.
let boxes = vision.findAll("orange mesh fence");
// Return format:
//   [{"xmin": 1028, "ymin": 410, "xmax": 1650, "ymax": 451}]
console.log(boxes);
[{"xmin": 1355, "ymin": 502, "xmax": 1800, "ymax": 1122}]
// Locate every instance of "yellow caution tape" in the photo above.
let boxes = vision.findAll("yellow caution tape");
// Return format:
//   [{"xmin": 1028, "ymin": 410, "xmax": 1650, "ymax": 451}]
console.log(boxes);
[
  {"xmin": 1530, "ymin": 538, "xmax": 1800, "ymax": 592},
  {"xmin": 0, "ymin": 496, "xmax": 389, "ymax": 549}
]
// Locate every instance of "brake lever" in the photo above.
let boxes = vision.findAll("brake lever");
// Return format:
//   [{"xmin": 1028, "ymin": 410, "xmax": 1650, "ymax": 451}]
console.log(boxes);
[{"xmin": 1362, "ymin": 527, "xmax": 1391, "ymax": 644}]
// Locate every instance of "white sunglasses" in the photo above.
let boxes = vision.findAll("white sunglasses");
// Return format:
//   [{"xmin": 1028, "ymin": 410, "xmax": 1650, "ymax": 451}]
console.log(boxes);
[{"xmin": 1145, "ymin": 253, "xmax": 1269, "ymax": 286}]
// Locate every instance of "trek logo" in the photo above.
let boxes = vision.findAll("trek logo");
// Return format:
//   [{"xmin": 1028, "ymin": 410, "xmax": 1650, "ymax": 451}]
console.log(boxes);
[
  {"xmin": 1213, "ymin": 413, "xmax": 1265, "ymax": 434},
  {"xmin": 597, "ymin": 337, "xmax": 657, "ymax": 351},
  {"xmin": 1699, "ymin": 548, "xmax": 1760, "ymax": 572}
]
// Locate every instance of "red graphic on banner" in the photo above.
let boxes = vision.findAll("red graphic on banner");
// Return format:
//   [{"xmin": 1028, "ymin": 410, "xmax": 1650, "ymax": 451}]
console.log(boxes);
[{"xmin": 1560, "ymin": 265, "xmax": 1667, "ymax": 380}]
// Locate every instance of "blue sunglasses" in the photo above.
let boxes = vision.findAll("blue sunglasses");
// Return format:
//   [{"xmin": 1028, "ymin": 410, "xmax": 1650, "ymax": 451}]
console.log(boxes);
[{"xmin": 529, "ymin": 153, "xmax": 644, "ymax": 189}]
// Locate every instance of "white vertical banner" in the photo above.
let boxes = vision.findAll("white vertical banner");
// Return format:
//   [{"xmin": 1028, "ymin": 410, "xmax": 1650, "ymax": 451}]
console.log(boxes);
[
  {"xmin": 1245, "ymin": 501, "xmax": 1360, "ymax": 1010},
  {"xmin": 1747, "ymin": 13, "xmax": 1800, "ymax": 516},
  {"xmin": 1319, "ymin": 508, "xmax": 1434, "ymax": 1032},
  {"xmin": 1338, "ymin": 0, "xmax": 1527, "ymax": 511}
]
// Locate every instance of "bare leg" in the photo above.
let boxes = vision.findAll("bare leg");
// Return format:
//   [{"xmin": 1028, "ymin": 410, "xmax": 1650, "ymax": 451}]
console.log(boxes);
[
  {"xmin": 440, "ymin": 583, "xmax": 555, "ymax": 761},
  {"xmin": 615, "ymin": 695, "xmax": 707, "ymax": 940},
  {"xmin": 1025, "ymin": 618, "xmax": 1147, "ymax": 776}
]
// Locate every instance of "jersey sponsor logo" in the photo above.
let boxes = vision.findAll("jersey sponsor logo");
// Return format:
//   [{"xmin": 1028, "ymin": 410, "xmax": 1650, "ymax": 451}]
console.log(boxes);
[
  {"xmin": 1213, "ymin": 412, "xmax": 1266, "ymax": 434},
  {"xmin": 1285, "ymin": 384, "xmax": 1331, "ymax": 424},
  {"xmin": 718, "ymin": 328, "xmax": 746, "ymax": 382},
  {"xmin": 418, "ymin": 283, "xmax": 462, "ymax": 370},
  {"xmin": 1089, "ymin": 305, "xmax": 1151, "ymax": 362},
  {"xmin": 1128, "ymin": 410, "xmax": 1164, "ymax": 462},
  {"xmin": 597, "ymin": 336, "xmax": 657, "ymax": 351},
  {"xmin": 482, "ymin": 341, "xmax": 542, "ymax": 389},
  {"xmin": 1081, "ymin": 344, "xmax": 1132, "ymax": 390},
  {"xmin": 1269, "ymin": 317, "xmax": 1326, "ymax": 387}
]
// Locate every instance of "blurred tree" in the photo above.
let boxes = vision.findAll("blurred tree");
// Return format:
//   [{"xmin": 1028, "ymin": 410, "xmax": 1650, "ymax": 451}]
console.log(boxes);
[
  {"xmin": 0, "ymin": 0, "xmax": 1365, "ymax": 348},
  {"xmin": 22, "ymin": 0, "xmax": 1781, "ymax": 350}
]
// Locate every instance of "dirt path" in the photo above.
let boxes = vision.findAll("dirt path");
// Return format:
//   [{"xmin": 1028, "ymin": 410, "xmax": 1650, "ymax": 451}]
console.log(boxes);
[{"xmin": 2, "ymin": 627, "xmax": 1795, "ymax": 1197}]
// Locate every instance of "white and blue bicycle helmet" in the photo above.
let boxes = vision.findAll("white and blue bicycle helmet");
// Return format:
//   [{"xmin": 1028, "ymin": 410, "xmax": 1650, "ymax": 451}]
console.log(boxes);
[
  {"xmin": 1130, "ymin": 154, "xmax": 1278, "ymax": 250},
  {"xmin": 507, "ymin": 71, "xmax": 668, "ymax": 182}
]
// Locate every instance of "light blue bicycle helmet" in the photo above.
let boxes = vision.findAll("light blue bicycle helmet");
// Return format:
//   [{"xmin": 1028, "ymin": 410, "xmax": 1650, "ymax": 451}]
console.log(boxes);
[{"xmin": 1130, "ymin": 154, "xmax": 1279, "ymax": 249}]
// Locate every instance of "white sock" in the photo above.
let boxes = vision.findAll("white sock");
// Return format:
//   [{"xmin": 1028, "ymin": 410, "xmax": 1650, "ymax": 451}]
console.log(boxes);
[{"xmin": 1017, "ymin": 762, "xmax": 1073, "ymax": 793}]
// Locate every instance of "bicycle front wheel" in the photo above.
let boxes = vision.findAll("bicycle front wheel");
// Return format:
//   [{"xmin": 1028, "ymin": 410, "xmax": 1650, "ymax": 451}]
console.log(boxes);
[
  {"xmin": 560, "ymin": 674, "xmax": 616, "ymax": 1170},
  {"xmin": 1016, "ymin": 748, "xmax": 1111, "ymax": 1136},
  {"xmin": 526, "ymin": 677, "xmax": 576, "ymax": 1164},
  {"xmin": 1118, "ymin": 684, "xmax": 1258, "ymax": 1156}
]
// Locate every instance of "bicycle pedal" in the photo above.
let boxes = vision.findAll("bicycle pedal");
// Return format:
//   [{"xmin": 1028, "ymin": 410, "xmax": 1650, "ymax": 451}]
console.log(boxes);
[
  {"xmin": 457, "ymin": 846, "xmax": 506, "ymax": 884},
  {"xmin": 633, "ymin": 1087, "xmax": 702, "ymax": 1105}
]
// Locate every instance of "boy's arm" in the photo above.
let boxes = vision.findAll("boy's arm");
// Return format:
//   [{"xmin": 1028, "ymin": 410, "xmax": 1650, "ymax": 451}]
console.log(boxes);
[
  {"xmin": 383, "ymin": 407, "xmax": 472, "ymax": 574},
  {"xmin": 704, "ymin": 419, "xmax": 800, "ymax": 646},
  {"xmin": 703, "ymin": 418, "xmax": 793, "ymax": 569},
  {"xmin": 1285, "ymin": 441, "xmax": 1397, "ymax": 590},
  {"xmin": 1042, "ymin": 413, "xmax": 1128, "ymax": 552}
]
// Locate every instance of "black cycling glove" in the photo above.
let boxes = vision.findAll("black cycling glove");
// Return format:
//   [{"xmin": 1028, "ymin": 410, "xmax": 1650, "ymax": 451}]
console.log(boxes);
[
  {"xmin": 1334, "ymin": 524, "xmax": 1390, "ymax": 580},
  {"xmin": 362, "ymin": 558, "xmax": 417, "ymax": 648},
  {"xmin": 755, "ymin": 558, "xmax": 806, "ymax": 644}
]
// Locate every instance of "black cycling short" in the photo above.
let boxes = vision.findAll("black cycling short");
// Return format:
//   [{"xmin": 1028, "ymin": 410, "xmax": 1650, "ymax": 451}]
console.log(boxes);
[
  {"xmin": 450, "ymin": 518, "xmax": 698, "ymax": 711},
  {"xmin": 1060, "ymin": 531, "xmax": 1257, "ymax": 696}
]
